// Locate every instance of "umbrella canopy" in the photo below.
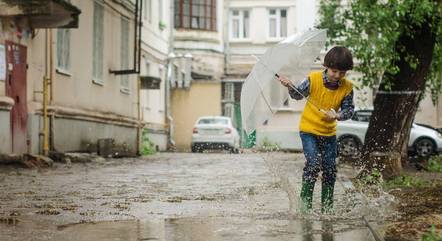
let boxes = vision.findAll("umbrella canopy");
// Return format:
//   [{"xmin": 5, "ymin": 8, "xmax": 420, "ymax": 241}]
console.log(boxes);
[{"xmin": 240, "ymin": 29, "xmax": 327, "ymax": 134}]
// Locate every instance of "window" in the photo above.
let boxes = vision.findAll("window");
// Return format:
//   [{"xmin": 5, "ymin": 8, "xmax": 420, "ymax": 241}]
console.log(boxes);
[
  {"xmin": 174, "ymin": 0, "xmax": 217, "ymax": 31},
  {"xmin": 158, "ymin": 67, "xmax": 163, "ymax": 80},
  {"xmin": 224, "ymin": 103, "xmax": 234, "ymax": 118},
  {"xmin": 230, "ymin": 9, "xmax": 249, "ymax": 39},
  {"xmin": 224, "ymin": 82, "xmax": 234, "ymax": 101},
  {"xmin": 268, "ymin": 9, "xmax": 287, "ymax": 38},
  {"xmin": 56, "ymin": 29, "xmax": 70, "ymax": 72},
  {"xmin": 181, "ymin": 72, "xmax": 185, "ymax": 87},
  {"xmin": 57, "ymin": 0, "xmax": 70, "ymax": 73},
  {"xmin": 158, "ymin": 0, "xmax": 163, "ymax": 22},
  {"xmin": 144, "ymin": 0, "xmax": 152, "ymax": 23},
  {"xmin": 198, "ymin": 118, "xmax": 228, "ymax": 125},
  {"xmin": 352, "ymin": 111, "xmax": 372, "ymax": 122},
  {"xmin": 120, "ymin": 17, "xmax": 130, "ymax": 93},
  {"xmin": 145, "ymin": 61, "xmax": 151, "ymax": 75},
  {"xmin": 173, "ymin": 65, "xmax": 178, "ymax": 83},
  {"xmin": 93, "ymin": 1, "xmax": 104, "ymax": 83}
]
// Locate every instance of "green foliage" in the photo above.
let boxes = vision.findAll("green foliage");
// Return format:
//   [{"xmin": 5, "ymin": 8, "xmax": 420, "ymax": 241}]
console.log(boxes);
[
  {"xmin": 260, "ymin": 137, "xmax": 281, "ymax": 152},
  {"xmin": 383, "ymin": 174, "xmax": 428, "ymax": 189},
  {"xmin": 141, "ymin": 129, "xmax": 156, "ymax": 155},
  {"xmin": 422, "ymin": 225, "xmax": 442, "ymax": 241},
  {"xmin": 427, "ymin": 155, "xmax": 442, "ymax": 173},
  {"xmin": 244, "ymin": 130, "xmax": 256, "ymax": 148},
  {"xmin": 318, "ymin": 0, "xmax": 442, "ymax": 96},
  {"xmin": 359, "ymin": 168, "xmax": 383, "ymax": 186},
  {"xmin": 159, "ymin": 21, "xmax": 166, "ymax": 31}
]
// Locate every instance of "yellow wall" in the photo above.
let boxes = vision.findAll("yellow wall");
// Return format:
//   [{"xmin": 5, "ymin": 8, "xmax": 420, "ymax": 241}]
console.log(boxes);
[{"xmin": 171, "ymin": 81, "xmax": 221, "ymax": 151}]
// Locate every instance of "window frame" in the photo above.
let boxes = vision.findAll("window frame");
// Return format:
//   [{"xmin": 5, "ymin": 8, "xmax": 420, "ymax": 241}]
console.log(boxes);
[
  {"xmin": 268, "ymin": 8, "xmax": 288, "ymax": 40},
  {"xmin": 56, "ymin": 29, "xmax": 71, "ymax": 75},
  {"xmin": 229, "ymin": 9, "xmax": 250, "ymax": 41},
  {"xmin": 92, "ymin": 0, "xmax": 104, "ymax": 85},
  {"xmin": 144, "ymin": 0, "xmax": 152, "ymax": 23},
  {"xmin": 120, "ymin": 16, "xmax": 130, "ymax": 94},
  {"xmin": 174, "ymin": 0, "xmax": 217, "ymax": 31}
]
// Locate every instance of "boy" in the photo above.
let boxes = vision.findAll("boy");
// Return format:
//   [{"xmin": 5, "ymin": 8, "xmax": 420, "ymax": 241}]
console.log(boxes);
[{"xmin": 278, "ymin": 46, "xmax": 355, "ymax": 213}]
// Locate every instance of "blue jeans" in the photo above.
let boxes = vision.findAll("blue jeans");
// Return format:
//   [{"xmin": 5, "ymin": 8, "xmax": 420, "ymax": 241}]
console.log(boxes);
[{"xmin": 300, "ymin": 132, "xmax": 337, "ymax": 185}]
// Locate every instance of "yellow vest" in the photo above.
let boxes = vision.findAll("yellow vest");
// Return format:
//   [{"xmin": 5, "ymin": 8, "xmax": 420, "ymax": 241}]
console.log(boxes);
[{"xmin": 299, "ymin": 71, "xmax": 353, "ymax": 136}]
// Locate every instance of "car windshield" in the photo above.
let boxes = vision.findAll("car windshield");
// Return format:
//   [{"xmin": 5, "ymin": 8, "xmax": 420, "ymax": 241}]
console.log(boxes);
[
  {"xmin": 198, "ymin": 118, "xmax": 228, "ymax": 125},
  {"xmin": 352, "ymin": 111, "xmax": 372, "ymax": 122}
]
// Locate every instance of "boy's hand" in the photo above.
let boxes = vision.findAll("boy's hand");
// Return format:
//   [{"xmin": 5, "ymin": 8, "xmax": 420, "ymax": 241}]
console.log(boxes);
[
  {"xmin": 323, "ymin": 109, "xmax": 339, "ymax": 122},
  {"xmin": 278, "ymin": 75, "xmax": 292, "ymax": 88}
]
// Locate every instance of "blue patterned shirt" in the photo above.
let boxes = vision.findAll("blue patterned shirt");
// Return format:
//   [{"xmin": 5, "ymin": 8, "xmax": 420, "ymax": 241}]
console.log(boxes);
[{"xmin": 288, "ymin": 71, "xmax": 355, "ymax": 121}]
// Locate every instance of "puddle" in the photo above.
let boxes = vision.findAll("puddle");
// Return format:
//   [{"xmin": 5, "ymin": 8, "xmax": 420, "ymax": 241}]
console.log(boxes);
[
  {"xmin": 51, "ymin": 217, "xmax": 376, "ymax": 241},
  {"xmin": 0, "ymin": 153, "xmax": 391, "ymax": 241}
]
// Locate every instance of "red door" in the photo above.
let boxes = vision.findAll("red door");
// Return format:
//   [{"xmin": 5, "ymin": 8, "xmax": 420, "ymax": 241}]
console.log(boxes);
[{"xmin": 5, "ymin": 41, "xmax": 28, "ymax": 154}]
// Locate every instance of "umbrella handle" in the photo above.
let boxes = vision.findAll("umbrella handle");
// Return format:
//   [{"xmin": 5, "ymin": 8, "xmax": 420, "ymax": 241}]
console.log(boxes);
[{"xmin": 276, "ymin": 73, "xmax": 328, "ymax": 114}]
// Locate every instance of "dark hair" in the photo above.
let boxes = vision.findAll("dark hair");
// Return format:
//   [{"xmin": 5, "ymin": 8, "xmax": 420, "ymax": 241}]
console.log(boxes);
[{"xmin": 323, "ymin": 46, "xmax": 353, "ymax": 71}]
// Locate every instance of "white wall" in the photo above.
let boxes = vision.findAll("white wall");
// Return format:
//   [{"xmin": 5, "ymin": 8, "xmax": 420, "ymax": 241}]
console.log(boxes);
[{"xmin": 140, "ymin": 0, "xmax": 170, "ymax": 127}]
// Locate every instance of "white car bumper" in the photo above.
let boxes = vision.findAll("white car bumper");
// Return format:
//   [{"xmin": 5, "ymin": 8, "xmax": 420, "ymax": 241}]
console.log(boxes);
[{"xmin": 191, "ymin": 135, "xmax": 235, "ymax": 147}]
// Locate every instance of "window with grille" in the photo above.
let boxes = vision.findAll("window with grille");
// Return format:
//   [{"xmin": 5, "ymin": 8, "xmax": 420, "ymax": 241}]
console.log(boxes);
[
  {"xmin": 230, "ymin": 9, "xmax": 249, "ymax": 39},
  {"xmin": 120, "ymin": 17, "xmax": 130, "ymax": 93},
  {"xmin": 268, "ymin": 9, "xmax": 287, "ymax": 39},
  {"xmin": 224, "ymin": 103, "xmax": 234, "ymax": 118},
  {"xmin": 174, "ymin": 0, "xmax": 217, "ymax": 31},
  {"xmin": 224, "ymin": 82, "xmax": 234, "ymax": 101},
  {"xmin": 57, "ymin": 29, "xmax": 71, "ymax": 72},
  {"xmin": 93, "ymin": 0, "xmax": 104, "ymax": 84}
]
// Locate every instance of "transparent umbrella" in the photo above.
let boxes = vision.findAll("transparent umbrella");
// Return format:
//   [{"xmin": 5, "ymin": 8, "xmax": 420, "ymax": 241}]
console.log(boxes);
[{"xmin": 240, "ymin": 29, "xmax": 327, "ymax": 134}]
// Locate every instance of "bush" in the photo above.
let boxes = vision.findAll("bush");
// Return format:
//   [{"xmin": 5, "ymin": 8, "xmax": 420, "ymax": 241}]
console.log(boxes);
[
  {"xmin": 260, "ymin": 137, "xmax": 280, "ymax": 152},
  {"xmin": 422, "ymin": 225, "xmax": 442, "ymax": 241},
  {"xmin": 384, "ymin": 175, "xmax": 428, "ymax": 189},
  {"xmin": 427, "ymin": 155, "xmax": 442, "ymax": 173},
  {"xmin": 141, "ymin": 129, "xmax": 156, "ymax": 155}
]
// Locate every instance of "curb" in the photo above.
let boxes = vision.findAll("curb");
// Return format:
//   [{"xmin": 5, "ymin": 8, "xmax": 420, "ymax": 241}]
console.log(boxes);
[{"xmin": 337, "ymin": 175, "xmax": 386, "ymax": 241}]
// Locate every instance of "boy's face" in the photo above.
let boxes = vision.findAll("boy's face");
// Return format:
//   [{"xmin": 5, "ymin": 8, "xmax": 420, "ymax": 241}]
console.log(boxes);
[{"xmin": 326, "ymin": 68, "xmax": 347, "ymax": 82}]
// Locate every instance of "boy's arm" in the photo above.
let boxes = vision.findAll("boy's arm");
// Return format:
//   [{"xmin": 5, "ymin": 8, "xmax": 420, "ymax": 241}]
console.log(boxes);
[
  {"xmin": 288, "ymin": 78, "xmax": 310, "ymax": 100},
  {"xmin": 337, "ymin": 90, "xmax": 355, "ymax": 121}
]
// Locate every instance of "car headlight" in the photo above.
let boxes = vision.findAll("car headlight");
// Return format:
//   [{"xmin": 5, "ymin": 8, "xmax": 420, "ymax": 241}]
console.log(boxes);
[{"xmin": 437, "ymin": 132, "xmax": 442, "ymax": 139}]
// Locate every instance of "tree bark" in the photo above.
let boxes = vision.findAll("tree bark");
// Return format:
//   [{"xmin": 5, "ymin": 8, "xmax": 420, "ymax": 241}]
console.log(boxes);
[{"xmin": 361, "ymin": 19, "xmax": 437, "ymax": 180}]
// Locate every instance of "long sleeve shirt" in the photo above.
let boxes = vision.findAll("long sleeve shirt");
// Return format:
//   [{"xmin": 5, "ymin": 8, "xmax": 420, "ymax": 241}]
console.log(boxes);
[{"xmin": 288, "ymin": 71, "xmax": 355, "ymax": 121}]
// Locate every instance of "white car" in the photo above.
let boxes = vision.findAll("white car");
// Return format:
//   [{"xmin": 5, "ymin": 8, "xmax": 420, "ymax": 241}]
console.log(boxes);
[
  {"xmin": 191, "ymin": 116, "xmax": 240, "ymax": 153},
  {"xmin": 337, "ymin": 109, "xmax": 442, "ymax": 158}
]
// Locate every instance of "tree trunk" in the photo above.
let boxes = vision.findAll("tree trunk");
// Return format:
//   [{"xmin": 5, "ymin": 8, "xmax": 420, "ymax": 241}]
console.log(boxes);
[{"xmin": 361, "ymin": 19, "xmax": 437, "ymax": 180}]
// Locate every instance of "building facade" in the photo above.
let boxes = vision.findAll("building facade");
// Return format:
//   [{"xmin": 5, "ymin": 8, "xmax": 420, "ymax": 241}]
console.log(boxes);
[
  {"xmin": 0, "ymin": 0, "xmax": 142, "ymax": 155},
  {"xmin": 169, "ymin": 0, "xmax": 225, "ymax": 151},
  {"xmin": 139, "ymin": 0, "xmax": 171, "ymax": 151}
]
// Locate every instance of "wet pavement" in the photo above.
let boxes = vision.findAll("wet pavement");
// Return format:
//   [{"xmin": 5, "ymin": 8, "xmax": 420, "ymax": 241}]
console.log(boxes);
[{"xmin": 0, "ymin": 152, "xmax": 391, "ymax": 240}]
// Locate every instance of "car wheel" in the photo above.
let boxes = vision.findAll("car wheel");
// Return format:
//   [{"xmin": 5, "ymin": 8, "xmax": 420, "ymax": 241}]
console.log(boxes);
[
  {"xmin": 413, "ymin": 138, "xmax": 435, "ymax": 158},
  {"xmin": 229, "ymin": 147, "xmax": 239, "ymax": 154},
  {"xmin": 338, "ymin": 136, "xmax": 360, "ymax": 158},
  {"xmin": 191, "ymin": 145, "xmax": 202, "ymax": 153}
]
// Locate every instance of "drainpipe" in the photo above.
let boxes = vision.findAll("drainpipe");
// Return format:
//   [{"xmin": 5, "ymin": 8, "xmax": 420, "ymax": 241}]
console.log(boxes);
[
  {"xmin": 165, "ymin": 0, "xmax": 175, "ymax": 150},
  {"xmin": 42, "ymin": 29, "xmax": 50, "ymax": 156},
  {"xmin": 136, "ymin": 76, "xmax": 141, "ymax": 155},
  {"xmin": 49, "ymin": 29, "xmax": 55, "ymax": 152}
]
